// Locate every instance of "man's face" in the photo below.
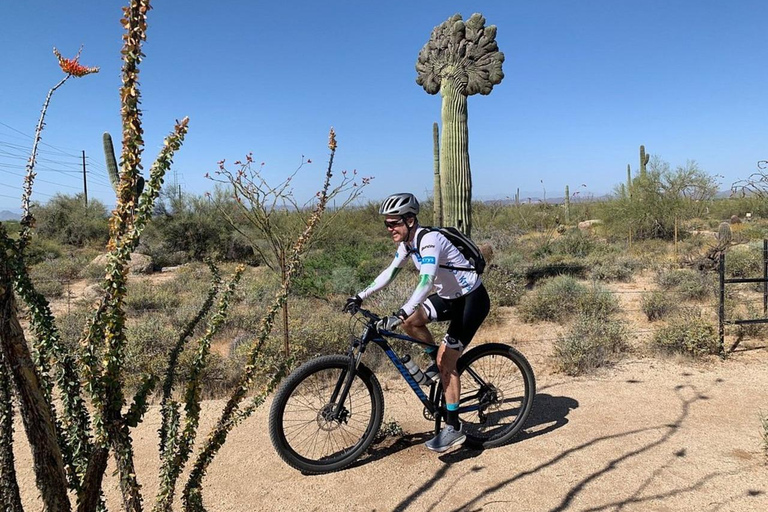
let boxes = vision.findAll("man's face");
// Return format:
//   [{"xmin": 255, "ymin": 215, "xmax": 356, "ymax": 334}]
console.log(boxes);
[{"xmin": 384, "ymin": 215, "xmax": 408, "ymax": 243}]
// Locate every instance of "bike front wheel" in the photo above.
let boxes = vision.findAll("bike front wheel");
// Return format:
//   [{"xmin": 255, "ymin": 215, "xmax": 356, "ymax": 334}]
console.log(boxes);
[
  {"xmin": 456, "ymin": 343, "xmax": 536, "ymax": 448},
  {"xmin": 268, "ymin": 354, "xmax": 384, "ymax": 474}
]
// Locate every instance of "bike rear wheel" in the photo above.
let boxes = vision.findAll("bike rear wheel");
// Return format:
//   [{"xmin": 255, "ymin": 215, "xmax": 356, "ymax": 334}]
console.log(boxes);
[
  {"xmin": 268, "ymin": 354, "xmax": 384, "ymax": 474},
  {"xmin": 455, "ymin": 343, "xmax": 535, "ymax": 448}
]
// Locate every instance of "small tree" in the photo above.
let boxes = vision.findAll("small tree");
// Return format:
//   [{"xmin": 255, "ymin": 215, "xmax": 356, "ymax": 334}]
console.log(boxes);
[
  {"xmin": 208, "ymin": 153, "xmax": 370, "ymax": 354},
  {"xmin": 416, "ymin": 13, "xmax": 504, "ymax": 236},
  {"xmin": 602, "ymin": 157, "xmax": 719, "ymax": 240}
]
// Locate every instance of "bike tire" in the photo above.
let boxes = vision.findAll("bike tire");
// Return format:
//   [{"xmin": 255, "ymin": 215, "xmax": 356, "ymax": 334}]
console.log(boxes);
[
  {"xmin": 454, "ymin": 343, "xmax": 536, "ymax": 448},
  {"xmin": 268, "ymin": 354, "xmax": 384, "ymax": 474}
]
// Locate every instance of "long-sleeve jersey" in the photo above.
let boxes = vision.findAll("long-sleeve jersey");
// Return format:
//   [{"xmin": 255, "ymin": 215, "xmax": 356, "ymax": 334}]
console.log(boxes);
[{"xmin": 358, "ymin": 226, "xmax": 481, "ymax": 317}]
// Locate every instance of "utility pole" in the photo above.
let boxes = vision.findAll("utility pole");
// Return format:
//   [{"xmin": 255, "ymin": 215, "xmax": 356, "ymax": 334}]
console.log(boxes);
[{"xmin": 82, "ymin": 150, "xmax": 88, "ymax": 208}]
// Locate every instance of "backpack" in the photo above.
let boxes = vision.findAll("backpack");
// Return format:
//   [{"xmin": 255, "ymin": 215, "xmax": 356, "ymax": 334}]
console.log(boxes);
[{"xmin": 415, "ymin": 226, "xmax": 486, "ymax": 274}]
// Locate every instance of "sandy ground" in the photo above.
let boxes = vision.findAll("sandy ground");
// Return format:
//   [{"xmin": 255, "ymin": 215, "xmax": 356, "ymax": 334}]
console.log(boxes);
[{"xmin": 11, "ymin": 272, "xmax": 768, "ymax": 511}]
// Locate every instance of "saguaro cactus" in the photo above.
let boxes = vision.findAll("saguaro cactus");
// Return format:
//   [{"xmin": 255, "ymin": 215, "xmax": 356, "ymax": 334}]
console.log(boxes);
[
  {"xmin": 716, "ymin": 221, "xmax": 732, "ymax": 250},
  {"xmin": 627, "ymin": 164, "xmax": 632, "ymax": 198},
  {"xmin": 103, "ymin": 131, "xmax": 145, "ymax": 202},
  {"xmin": 432, "ymin": 122, "xmax": 443, "ymax": 225},
  {"xmin": 416, "ymin": 13, "xmax": 504, "ymax": 236},
  {"xmin": 640, "ymin": 145, "xmax": 650, "ymax": 176},
  {"xmin": 564, "ymin": 185, "xmax": 571, "ymax": 223}
]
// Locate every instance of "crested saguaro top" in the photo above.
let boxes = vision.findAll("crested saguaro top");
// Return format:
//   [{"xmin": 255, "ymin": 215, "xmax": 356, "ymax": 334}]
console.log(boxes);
[{"xmin": 415, "ymin": 13, "xmax": 505, "ymax": 96}]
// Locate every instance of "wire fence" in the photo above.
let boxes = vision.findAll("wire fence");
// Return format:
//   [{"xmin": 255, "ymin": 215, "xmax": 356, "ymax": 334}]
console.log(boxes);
[{"xmin": 25, "ymin": 269, "xmax": 767, "ymax": 350}]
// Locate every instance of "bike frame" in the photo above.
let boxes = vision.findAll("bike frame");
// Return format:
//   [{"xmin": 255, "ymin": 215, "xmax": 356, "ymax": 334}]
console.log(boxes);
[{"xmin": 330, "ymin": 309, "xmax": 489, "ymax": 432}]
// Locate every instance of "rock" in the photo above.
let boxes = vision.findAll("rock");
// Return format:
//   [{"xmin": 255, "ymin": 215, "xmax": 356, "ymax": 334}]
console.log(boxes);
[
  {"xmin": 479, "ymin": 243, "xmax": 494, "ymax": 265},
  {"xmin": 578, "ymin": 219, "xmax": 602, "ymax": 231},
  {"xmin": 90, "ymin": 252, "xmax": 155, "ymax": 274},
  {"xmin": 730, "ymin": 215, "xmax": 742, "ymax": 224}
]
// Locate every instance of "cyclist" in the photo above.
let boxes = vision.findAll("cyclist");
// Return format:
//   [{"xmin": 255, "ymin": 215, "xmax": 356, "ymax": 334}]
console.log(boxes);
[{"xmin": 344, "ymin": 192, "xmax": 490, "ymax": 452}]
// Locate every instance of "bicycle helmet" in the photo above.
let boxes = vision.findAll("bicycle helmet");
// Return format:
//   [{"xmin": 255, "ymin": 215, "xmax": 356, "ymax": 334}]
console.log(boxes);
[{"xmin": 379, "ymin": 193, "xmax": 420, "ymax": 216}]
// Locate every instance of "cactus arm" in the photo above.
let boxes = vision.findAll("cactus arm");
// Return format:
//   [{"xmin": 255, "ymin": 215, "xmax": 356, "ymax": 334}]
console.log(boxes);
[
  {"xmin": 433, "ymin": 122, "xmax": 442, "ymax": 226},
  {"xmin": 103, "ymin": 132, "xmax": 120, "ymax": 196}
]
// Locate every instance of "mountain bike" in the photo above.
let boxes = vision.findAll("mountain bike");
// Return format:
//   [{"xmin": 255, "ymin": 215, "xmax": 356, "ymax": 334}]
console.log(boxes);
[{"xmin": 268, "ymin": 306, "xmax": 536, "ymax": 474}]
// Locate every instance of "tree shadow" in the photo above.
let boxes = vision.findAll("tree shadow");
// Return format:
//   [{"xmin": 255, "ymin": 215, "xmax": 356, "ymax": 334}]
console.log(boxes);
[{"xmin": 444, "ymin": 383, "xmax": 722, "ymax": 512}]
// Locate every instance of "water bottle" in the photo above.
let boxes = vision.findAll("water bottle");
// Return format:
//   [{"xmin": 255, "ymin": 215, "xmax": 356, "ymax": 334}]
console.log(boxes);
[
  {"xmin": 423, "ymin": 345, "xmax": 440, "ymax": 383},
  {"xmin": 424, "ymin": 362, "xmax": 440, "ymax": 383},
  {"xmin": 401, "ymin": 354, "xmax": 428, "ymax": 386}
]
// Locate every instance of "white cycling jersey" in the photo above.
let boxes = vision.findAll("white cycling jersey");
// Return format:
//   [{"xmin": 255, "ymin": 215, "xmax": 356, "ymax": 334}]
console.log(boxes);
[{"xmin": 358, "ymin": 226, "xmax": 481, "ymax": 317}]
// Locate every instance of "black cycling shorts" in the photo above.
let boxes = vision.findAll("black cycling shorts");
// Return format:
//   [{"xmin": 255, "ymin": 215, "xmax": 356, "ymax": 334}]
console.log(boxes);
[{"xmin": 423, "ymin": 283, "xmax": 490, "ymax": 351}]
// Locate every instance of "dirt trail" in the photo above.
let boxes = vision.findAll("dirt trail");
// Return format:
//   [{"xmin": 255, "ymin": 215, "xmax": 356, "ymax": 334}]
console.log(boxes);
[{"xmin": 14, "ymin": 344, "xmax": 768, "ymax": 511}]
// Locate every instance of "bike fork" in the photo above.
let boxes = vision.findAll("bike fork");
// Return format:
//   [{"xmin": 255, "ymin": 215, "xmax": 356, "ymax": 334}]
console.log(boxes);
[{"xmin": 330, "ymin": 354, "xmax": 359, "ymax": 419}]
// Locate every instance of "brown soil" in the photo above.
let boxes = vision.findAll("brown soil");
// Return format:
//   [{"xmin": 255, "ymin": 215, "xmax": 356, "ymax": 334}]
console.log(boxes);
[{"xmin": 12, "ymin": 271, "xmax": 768, "ymax": 511}]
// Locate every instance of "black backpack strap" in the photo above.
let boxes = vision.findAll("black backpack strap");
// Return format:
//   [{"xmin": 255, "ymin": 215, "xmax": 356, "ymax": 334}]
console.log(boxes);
[
  {"xmin": 416, "ymin": 226, "xmax": 477, "ymax": 272},
  {"xmin": 414, "ymin": 226, "xmax": 433, "ymax": 256}
]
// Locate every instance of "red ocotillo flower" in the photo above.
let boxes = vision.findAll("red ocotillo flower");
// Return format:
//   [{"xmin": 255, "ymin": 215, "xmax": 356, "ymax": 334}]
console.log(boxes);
[{"xmin": 53, "ymin": 46, "xmax": 99, "ymax": 77}]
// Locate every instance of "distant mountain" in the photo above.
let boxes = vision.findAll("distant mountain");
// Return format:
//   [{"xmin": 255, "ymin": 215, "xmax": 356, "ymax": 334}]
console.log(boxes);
[{"xmin": 0, "ymin": 210, "xmax": 21, "ymax": 221}]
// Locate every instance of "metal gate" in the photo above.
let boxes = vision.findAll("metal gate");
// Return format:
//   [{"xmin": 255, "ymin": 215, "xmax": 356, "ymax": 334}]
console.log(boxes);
[{"xmin": 718, "ymin": 240, "xmax": 768, "ymax": 353}]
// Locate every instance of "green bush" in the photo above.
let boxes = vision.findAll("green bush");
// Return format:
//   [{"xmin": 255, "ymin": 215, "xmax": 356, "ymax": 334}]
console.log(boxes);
[
  {"xmin": 518, "ymin": 275, "xmax": 586, "ymax": 323},
  {"xmin": 124, "ymin": 279, "xmax": 182, "ymax": 314},
  {"xmin": 656, "ymin": 268, "xmax": 714, "ymax": 301},
  {"xmin": 518, "ymin": 276, "xmax": 617, "ymax": 324},
  {"xmin": 651, "ymin": 309, "xmax": 719, "ymax": 356},
  {"xmin": 553, "ymin": 313, "xmax": 628, "ymax": 375},
  {"xmin": 586, "ymin": 253, "xmax": 641, "ymax": 282},
  {"xmin": 725, "ymin": 244, "xmax": 762, "ymax": 279},
  {"xmin": 597, "ymin": 159, "xmax": 718, "ymax": 241},
  {"xmin": 550, "ymin": 229, "xmax": 596, "ymax": 258},
  {"xmin": 34, "ymin": 194, "xmax": 110, "ymax": 247},
  {"xmin": 641, "ymin": 290, "xmax": 677, "ymax": 321},
  {"xmin": 484, "ymin": 259, "xmax": 525, "ymax": 307}
]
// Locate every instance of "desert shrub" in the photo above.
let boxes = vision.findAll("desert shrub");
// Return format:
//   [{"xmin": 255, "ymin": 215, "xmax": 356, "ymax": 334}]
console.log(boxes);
[
  {"xmin": 141, "ymin": 192, "xmax": 255, "ymax": 265},
  {"xmin": 519, "ymin": 276, "xmax": 618, "ymax": 324},
  {"xmin": 484, "ymin": 259, "xmax": 525, "ymax": 307},
  {"xmin": 641, "ymin": 290, "xmax": 677, "ymax": 321},
  {"xmin": 597, "ymin": 159, "xmax": 718, "ymax": 241},
  {"xmin": 579, "ymin": 284, "xmax": 619, "ymax": 319},
  {"xmin": 34, "ymin": 194, "xmax": 110, "ymax": 247},
  {"xmin": 124, "ymin": 314, "xmax": 178, "ymax": 388},
  {"xmin": 651, "ymin": 308, "xmax": 719, "ymax": 356},
  {"xmin": 23, "ymin": 236, "xmax": 64, "ymax": 265},
  {"xmin": 553, "ymin": 313, "xmax": 628, "ymax": 375},
  {"xmin": 30, "ymin": 276, "xmax": 64, "ymax": 299},
  {"xmin": 733, "ymin": 303, "xmax": 768, "ymax": 340},
  {"xmin": 518, "ymin": 275, "xmax": 586, "ymax": 323},
  {"xmin": 375, "ymin": 419, "xmax": 405, "ymax": 441},
  {"xmin": 549, "ymin": 229, "xmax": 596, "ymax": 258},
  {"xmin": 760, "ymin": 410, "xmax": 768, "ymax": 457},
  {"xmin": 124, "ymin": 279, "xmax": 182, "ymax": 314},
  {"xmin": 656, "ymin": 268, "xmax": 714, "ymax": 301},
  {"xmin": 725, "ymin": 245, "xmax": 762, "ymax": 279},
  {"xmin": 586, "ymin": 253, "xmax": 641, "ymax": 282}
]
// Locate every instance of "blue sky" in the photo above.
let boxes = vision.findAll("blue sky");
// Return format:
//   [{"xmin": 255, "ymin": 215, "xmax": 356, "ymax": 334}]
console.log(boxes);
[{"xmin": 2, "ymin": 1, "xmax": 767, "ymax": 212}]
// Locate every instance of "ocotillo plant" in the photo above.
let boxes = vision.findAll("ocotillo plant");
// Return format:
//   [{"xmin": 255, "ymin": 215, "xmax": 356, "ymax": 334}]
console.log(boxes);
[
  {"xmin": 433, "ymin": 122, "xmax": 442, "ymax": 225},
  {"xmin": 564, "ymin": 185, "xmax": 571, "ymax": 224},
  {"xmin": 640, "ymin": 145, "xmax": 650, "ymax": 176},
  {"xmin": 416, "ymin": 13, "xmax": 504, "ymax": 236},
  {"xmin": 104, "ymin": 131, "xmax": 145, "ymax": 202},
  {"xmin": 0, "ymin": 46, "xmax": 98, "ymax": 512}
]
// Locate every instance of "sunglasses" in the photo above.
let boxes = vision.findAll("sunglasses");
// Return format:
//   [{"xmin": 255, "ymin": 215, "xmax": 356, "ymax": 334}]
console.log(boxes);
[{"xmin": 384, "ymin": 219, "xmax": 405, "ymax": 229}]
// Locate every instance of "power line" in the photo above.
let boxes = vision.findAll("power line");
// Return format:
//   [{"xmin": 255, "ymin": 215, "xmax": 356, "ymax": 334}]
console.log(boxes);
[{"xmin": 0, "ymin": 121, "xmax": 83, "ymax": 158}]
